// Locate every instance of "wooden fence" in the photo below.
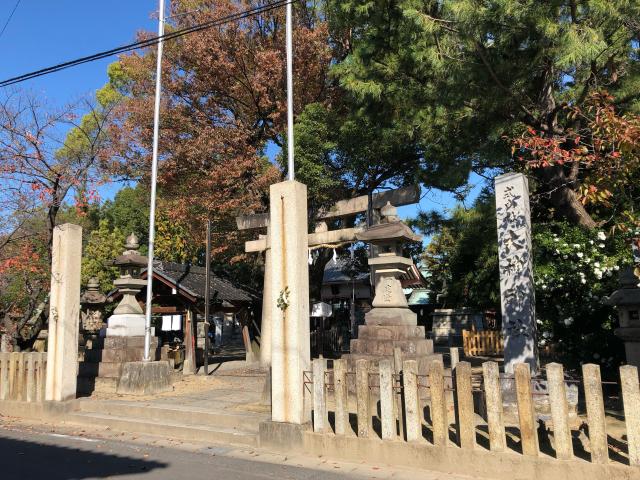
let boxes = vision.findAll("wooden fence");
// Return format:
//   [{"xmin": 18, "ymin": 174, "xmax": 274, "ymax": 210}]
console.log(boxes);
[
  {"xmin": 462, "ymin": 329, "xmax": 504, "ymax": 356},
  {"xmin": 0, "ymin": 352, "xmax": 47, "ymax": 402},
  {"xmin": 306, "ymin": 357, "xmax": 640, "ymax": 469}
]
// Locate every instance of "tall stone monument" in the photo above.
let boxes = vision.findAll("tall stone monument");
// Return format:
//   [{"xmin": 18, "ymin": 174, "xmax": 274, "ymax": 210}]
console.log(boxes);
[{"xmin": 495, "ymin": 173, "xmax": 538, "ymax": 374}]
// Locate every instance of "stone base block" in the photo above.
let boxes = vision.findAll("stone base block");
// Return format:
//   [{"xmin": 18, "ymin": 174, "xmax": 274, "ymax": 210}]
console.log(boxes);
[
  {"xmin": 116, "ymin": 361, "xmax": 172, "ymax": 395},
  {"xmin": 357, "ymin": 325, "xmax": 425, "ymax": 340},
  {"xmin": 364, "ymin": 308, "xmax": 417, "ymax": 326},
  {"xmin": 102, "ymin": 314, "xmax": 155, "ymax": 337},
  {"xmin": 84, "ymin": 346, "xmax": 161, "ymax": 363},
  {"xmin": 350, "ymin": 338, "xmax": 433, "ymax": 356},
  {"xmin": 259, "ymin": 421, "xmax": 310, "ymax": 452},
  {"xmin": 79, "ymin": 361, "xmax": 124, "ymax": 378},
  {"xmin": 88, "ymin": 336, "xmax": 158, "ymax": 350}
]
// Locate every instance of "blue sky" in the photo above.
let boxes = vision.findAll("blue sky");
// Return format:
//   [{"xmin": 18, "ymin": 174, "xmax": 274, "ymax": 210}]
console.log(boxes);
[{"xmin": 1, "ymin": 0, "xmax": 485, "ymax": 229}]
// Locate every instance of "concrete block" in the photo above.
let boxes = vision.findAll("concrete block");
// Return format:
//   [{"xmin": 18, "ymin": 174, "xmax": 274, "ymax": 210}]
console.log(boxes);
[
  {"xmin": 116, "ymin": 361, "xmax": 172, "ymax": 396},
  {"xmin": 259, "ymin": 420, "xmax": 309, "ymax": 452}
]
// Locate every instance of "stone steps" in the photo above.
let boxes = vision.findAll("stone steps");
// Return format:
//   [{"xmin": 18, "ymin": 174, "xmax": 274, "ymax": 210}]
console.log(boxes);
[
  {"xmin": 64, "ymin": 411, "xmax": 259, "ymax": 447},
  {"xmin": 75, "ymin": 399, "xmax": 266, "ymax": 432}
]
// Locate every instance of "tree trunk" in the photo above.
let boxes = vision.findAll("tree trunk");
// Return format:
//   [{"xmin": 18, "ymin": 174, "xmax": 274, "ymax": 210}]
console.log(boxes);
[
  {"xmin": 309, "ymin": 249, "xmax": 333, "ymax": 302},
  {"xmin": 540, "ymin": 165, "xmax": 597, "ymax": 229}
]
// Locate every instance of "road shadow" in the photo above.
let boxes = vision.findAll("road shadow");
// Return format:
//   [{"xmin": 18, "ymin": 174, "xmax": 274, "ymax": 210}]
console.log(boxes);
[{"xmin": 0, "ymin": 434, "xmax": 167, "ymax": 479}]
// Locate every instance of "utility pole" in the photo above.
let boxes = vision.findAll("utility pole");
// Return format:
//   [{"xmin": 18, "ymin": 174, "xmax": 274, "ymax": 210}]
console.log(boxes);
[
  {"xmin": 203, "ymin": 219, "xmax": 212, "ymax": 375},
  {"xmin": 143, "ymin": 0, "xmax": 166, "ymax": 361},
  {"xmin": 286, "ymin": 0, "xmax": 294, "ymax": 180}
]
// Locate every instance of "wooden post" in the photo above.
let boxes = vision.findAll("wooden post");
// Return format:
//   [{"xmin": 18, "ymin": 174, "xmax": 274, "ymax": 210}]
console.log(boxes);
[
  {"xmin": 450, "ymin": 347, "xmax": 460, "ymax": 369},
  {"xmin": 16, "ymin": 353, "xmax": 26, "ymax": 401},
  {"xmin": 582, "ymin": 363, "xmax": 608, "ymax": 464},
  {"xmin": 26, "ymin": 354, "xmax": 36, "ymax": 403},
  {"xmin": 393, "ymin": 347, "xmax": 405, "ymax": 440},
  {"xmin": 333, "ymin": 359, "xmax": 348, "ymax": 435},
  {"xmin": 9, "ymin": 352, "xmax": 19, "ymax": 400},
  {"xmin": 356, "ymin": 359, "xmax": 370, "ymax": 438},
  {"xmin": 482, "ymin": 361, "xmax": 506, "ymax": 452},
  {"xmin": 430, "ymin": 359, "xmax": 448, "ymax": 446},
  {"xmin": 183, "ymin": 309, "xmax": 197, "ymax": 375},
  {"xmin": 36, "ymin": 353, "xmax": 46, "ymax": 402},
  {"xmin": 515, "ymin": 363, "xmax": 539, "ymax": 456},
  {"xmin": 546, "ymin": 363, "xmax": 573, "ymax": 460},
  {"xmin": 312, "ymin": 358, "xmax": 327, "ymax": 433},
  {"xmin": 0, "ymin": 352, "xmax": 8, "ymax": 400},
  {"xmin": 620, "ymin": 365, "xmax": 640, "ymax": 466},
  {"xmin": 379, "ymin": 359, "xmax": 395, "ymax": 439},
  {"xmin": 402, "ymin": 359, "xmax": 421, "ymax": 442},
  {"xmin": 203, "ymin": 219, "xmax": 212, "ymax": 375},
  {"xmin": 454, "ymin": 361, "xmax": 475, "ymax": 449}
]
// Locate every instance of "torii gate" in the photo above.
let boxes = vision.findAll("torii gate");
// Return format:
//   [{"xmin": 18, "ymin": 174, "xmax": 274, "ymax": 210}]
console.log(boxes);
[{"xmin": 236, "ymin": 184, "xmax": 420, "ymax": 367}]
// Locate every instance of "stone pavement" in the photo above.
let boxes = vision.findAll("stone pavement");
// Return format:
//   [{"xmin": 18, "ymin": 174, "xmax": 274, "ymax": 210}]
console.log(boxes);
[{"xmin": 0, "ymin": 415, "xmax": 481, "ymax": 480}]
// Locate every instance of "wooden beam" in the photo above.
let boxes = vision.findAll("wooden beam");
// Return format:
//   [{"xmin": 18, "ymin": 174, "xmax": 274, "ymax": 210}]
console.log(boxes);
[{"xmin": 236, "ymin": 185, "xmax": 420, "ymax": 230}]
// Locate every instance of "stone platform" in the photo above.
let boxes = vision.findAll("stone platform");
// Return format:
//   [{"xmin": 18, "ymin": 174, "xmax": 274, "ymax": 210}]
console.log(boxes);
[
  {"xmin": 343, "ymin": 324, "xmax": 439, "ymax": 375},
  {"xmin": 78, "ymin": 336, "xmax": 163, "ymax": 395}
]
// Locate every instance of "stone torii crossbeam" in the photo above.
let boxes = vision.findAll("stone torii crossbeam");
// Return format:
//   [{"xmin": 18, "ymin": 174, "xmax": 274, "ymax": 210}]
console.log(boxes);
[{"xmin": 236, "ymin": 185, "xmax": 420, "ymax": 366}]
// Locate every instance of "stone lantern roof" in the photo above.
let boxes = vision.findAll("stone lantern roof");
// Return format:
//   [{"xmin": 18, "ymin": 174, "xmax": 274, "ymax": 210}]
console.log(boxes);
[
  {"xmin": 356, "ymin": 221, "xmax": 422, "ymax": 244},
  {"xmin": 112, "ymin": 233, "xmax": 148, "ymax": 269},
  {"xmin": 606, "ymin": 267, "xmax": 640, "ymax": 307},
  {"xmin": 80, "ymin": 277, "xmax": 106, "ymax": 305}
]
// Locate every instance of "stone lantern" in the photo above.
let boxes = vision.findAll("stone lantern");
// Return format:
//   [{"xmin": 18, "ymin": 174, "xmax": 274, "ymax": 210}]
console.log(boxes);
[
  {"xmin": 607, "ymin": 267, "xmax": 640, "ymax": 367},
  {"xmin": 80, "ymin": 277, "xmax": 106, "ymax": 334},
  {"xmin": 104, "ymin": 233, "xmax": 149, "ymax": 337},
  {"xmin": 345, "ymin": 202, "xmax": 437, "ymax": 373}
]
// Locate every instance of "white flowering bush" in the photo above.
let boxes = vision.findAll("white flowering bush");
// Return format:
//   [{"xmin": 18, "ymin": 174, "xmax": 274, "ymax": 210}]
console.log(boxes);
[{"xmin": 533, "ymin": 223, "xmax": 632, "ymax": 374}]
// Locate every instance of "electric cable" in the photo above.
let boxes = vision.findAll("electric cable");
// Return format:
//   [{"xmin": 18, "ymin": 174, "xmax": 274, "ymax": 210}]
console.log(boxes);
[
  {"xmin": 0, "ymin": 0, "xmax": 298, "ymax": 88},
  {"xmin": 0, "ymin": 0, "xmax": 21, "ymax": 40}
]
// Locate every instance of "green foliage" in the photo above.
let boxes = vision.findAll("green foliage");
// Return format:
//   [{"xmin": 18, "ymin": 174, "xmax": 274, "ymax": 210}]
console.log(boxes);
[
  {"xmin": 533, "ymin": 223, "xmax": 632, "ymax": 373},
  {"xmin": 418, "ymin": 191, "xmax": 500, "ymax": 309},
  {"xmin": 101, "ymin": 185, "xmax": 150, "ymax": 252},
  {"xmin": 328, "ymin": 0, "xmax": 640, "ymax": 223},
  {"xmin": 81, "ymin": 219, "xmax": 125, "ymax": 293}
]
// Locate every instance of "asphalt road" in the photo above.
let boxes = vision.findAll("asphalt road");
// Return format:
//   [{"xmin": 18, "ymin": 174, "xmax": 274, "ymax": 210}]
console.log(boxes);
[{"xmin": 0, "ymin": 423, "xmax": 472, "ymax": 480}]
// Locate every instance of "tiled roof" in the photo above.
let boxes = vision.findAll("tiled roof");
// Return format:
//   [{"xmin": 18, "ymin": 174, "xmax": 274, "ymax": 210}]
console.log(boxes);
[{"xmin": 150, "ymin": 261, "xmax": 258, "ymax": 304}]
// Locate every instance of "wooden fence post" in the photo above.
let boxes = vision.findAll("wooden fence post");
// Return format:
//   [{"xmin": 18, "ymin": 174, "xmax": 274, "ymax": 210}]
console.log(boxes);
[
  {"xmin": 546, "ymin": 362, "xmax": 573, "ymax": 460},
  {"xmin": 312, "ymin": 358, "xmax": 327, "ymax": 433},
  {"xmin": 582, "ymin": 363, "xmax": 609, "ymax": 464},
  {"xmin": 402, "ymin": 359, "xmax": 421, "ymax": 442},
  {"xmin": 0, "ymin": 352, "xmax": 9, "ymax": 400},
  {"xmin": 26, "ymin": 354, "xmax": 36, "ymax": 403},
  {"xmin": 454, "ymin": 361, "xmax": 475, "ymax": 449},
  {"xmin": 482, "ymin": 361, "xmax": 506, "ymax": 452},
  {"xmin": 9, "ymin": 352, "xmax": 19, "ymax": 400},
  {"xmin": 620, "ymin": 365, "xmax": 640, "ymax": 466},
  {"xmin": 515, "ymin": 363, "xmax": 539, "ymax": 457},
  {"xmin": 430, "ymin": 359, "xmax": 448, "ymax": 446},
  {"xmin": 380, "ymin": 359, "xmax": 395, "ymax": 439},
  {"xmin": 36, "ymin": 352, "xmax": 47, "ymax": 402},
  {"xmin": 356, "ymin": 359, "xmax": 370, "ymax": 438},
  {"xmin": 393, "ymin": 348, "xmax": 405, "ymax": 440},
  {"xmin": 333, "ymin": 359, "xmax": 348, "ymax": 436}
]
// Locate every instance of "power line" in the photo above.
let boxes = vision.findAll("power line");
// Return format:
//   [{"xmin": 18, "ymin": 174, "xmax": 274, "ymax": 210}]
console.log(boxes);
[
  {"xmin": 0, "ymin": 0, "xmax": 297, "ymax": 88},
  {"xmin": 0, "ymin": 0, "xmax": 21, "ymax": 40}
]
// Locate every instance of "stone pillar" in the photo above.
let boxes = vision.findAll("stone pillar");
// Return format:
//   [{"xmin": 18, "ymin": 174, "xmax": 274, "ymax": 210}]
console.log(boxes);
[
  {"xmin": 45, "ymin": 223, "xmax": 82, "ymax": 402},
  {"xmin": 260, "ymin": 228, "xmax": 272, "ymax": 366},
  {"xmin": 495, "ymin": 173, "xmax": 538, "ymax": 374},
  {"xmin": 269, "ymin": 181, "xmax": 310, "ymax": 424}
]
